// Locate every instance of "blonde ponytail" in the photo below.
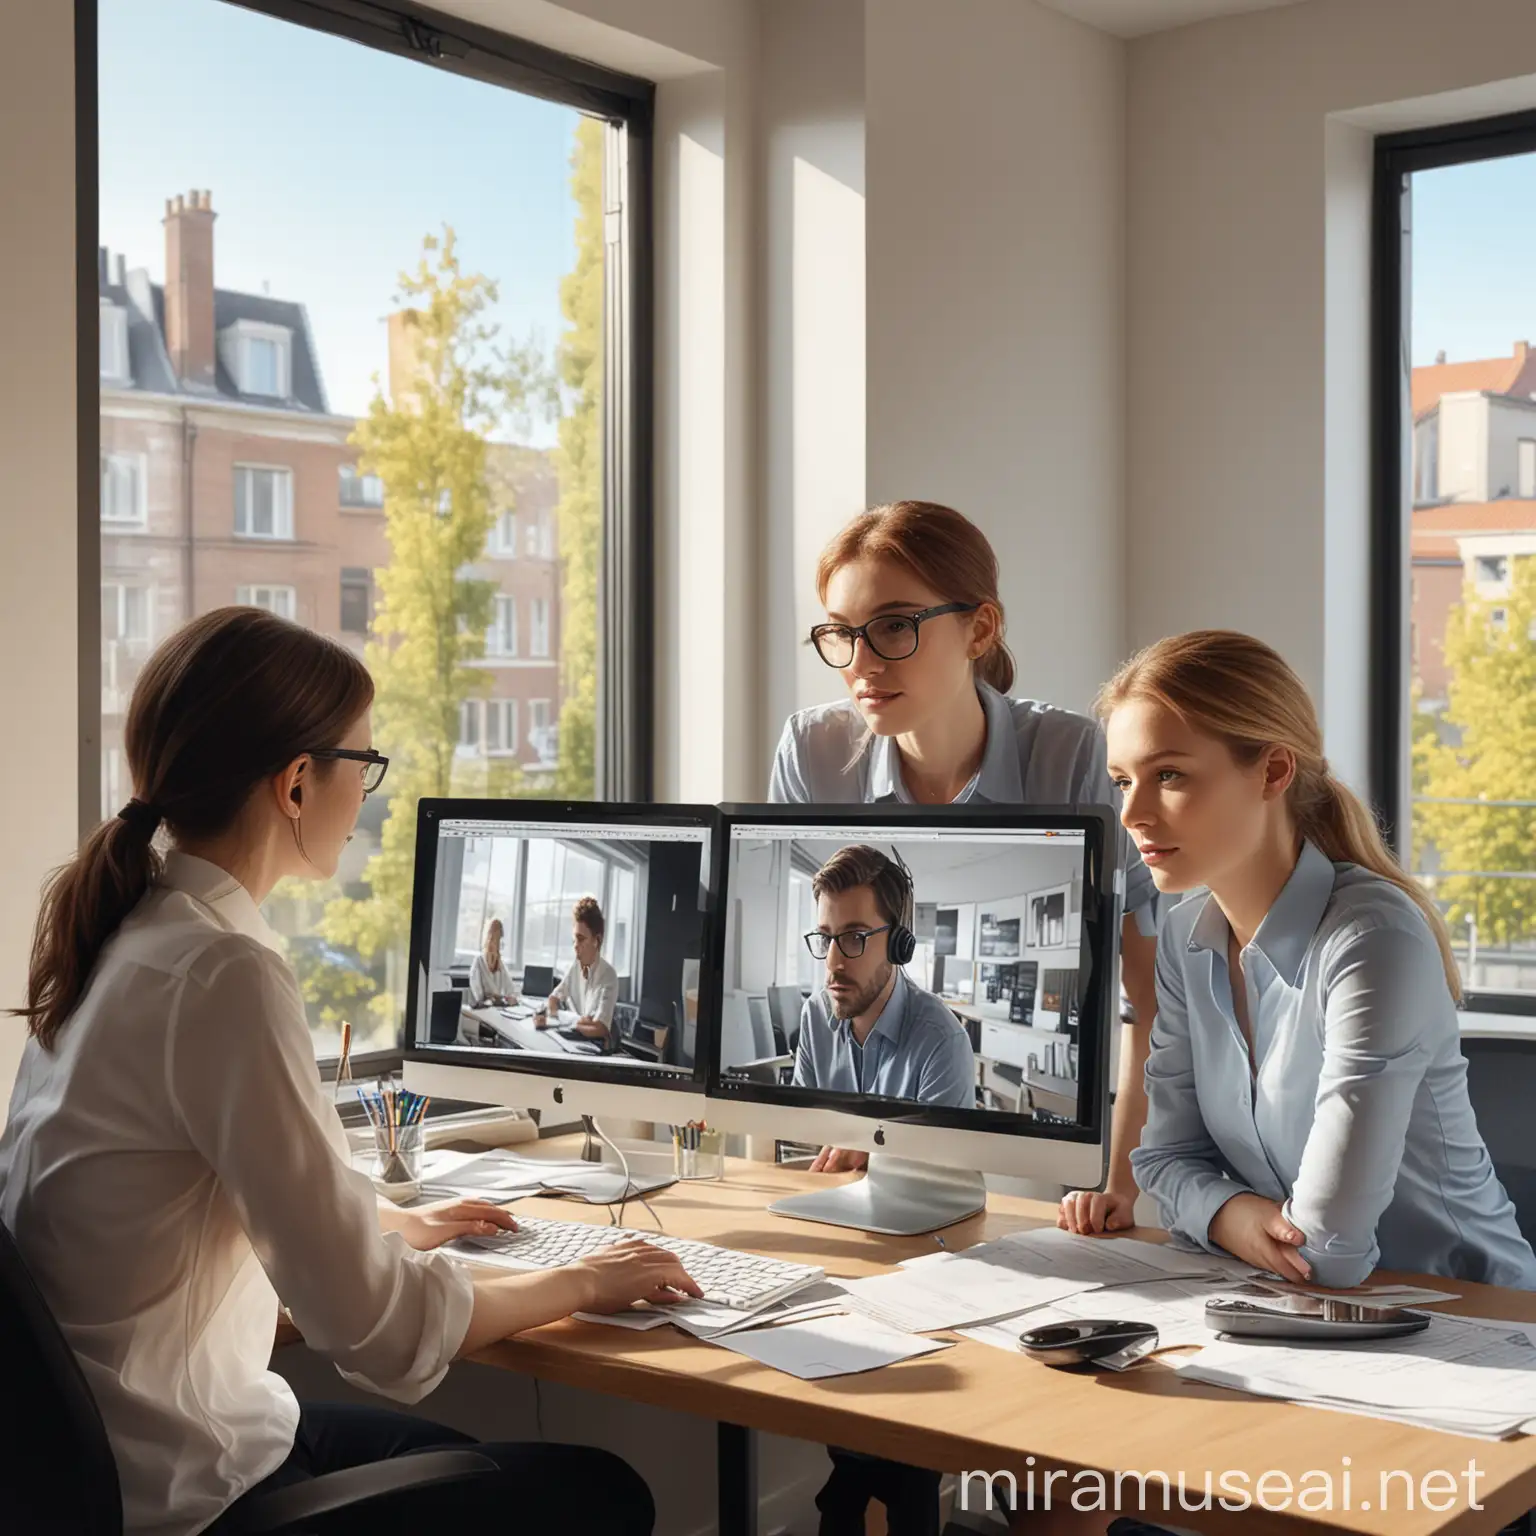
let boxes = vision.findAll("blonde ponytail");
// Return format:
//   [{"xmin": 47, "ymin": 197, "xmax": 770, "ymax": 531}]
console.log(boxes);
[
  {"xmin": 1098, "ymin": 630, "xmax": 1461, "ymax": 1003},
  {"xmin": 1293, "ymin": 768, "xmax": 1461, "ymax": 1003}
]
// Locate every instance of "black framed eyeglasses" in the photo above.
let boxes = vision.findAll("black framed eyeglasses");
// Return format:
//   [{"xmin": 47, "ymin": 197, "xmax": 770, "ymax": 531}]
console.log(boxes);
[
  {"xmin": 308, "ymin": 747, "xmax": 390, "ymax": 795},
  {"xmin": 805, "ymin": 925, "xmax": 891, "ymax": 961},
  {"xmin": 809, "ymin": 603, "xmax": 980, "ymax": 669}
]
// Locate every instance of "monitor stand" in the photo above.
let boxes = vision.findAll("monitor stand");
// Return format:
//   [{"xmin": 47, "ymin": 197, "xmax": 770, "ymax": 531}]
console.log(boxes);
[{"xmin": 766, "ymin": 1154, "xmax": 986, "ymax": 1236}]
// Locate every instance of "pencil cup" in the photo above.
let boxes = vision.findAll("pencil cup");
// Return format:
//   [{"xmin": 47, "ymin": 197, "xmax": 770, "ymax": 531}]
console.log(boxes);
[
  {"xmin": 372, "ymin": 1121, "xmax": 424, "ymax": 1201},
  {"xmin": 672, "ymin": 1127, "xmax": 724, "ymax": 1180}
]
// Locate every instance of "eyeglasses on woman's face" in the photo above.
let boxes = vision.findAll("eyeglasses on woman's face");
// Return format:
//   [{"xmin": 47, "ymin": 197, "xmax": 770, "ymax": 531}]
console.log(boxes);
[
  {"xmin": 809, "ymin": 603, "xmax": 979, "ymax": 669},
  {"xmin": 307, "ymin": 747, "xmax": 390, "ymax": 795},
  {"xmin": 804, "ymin": 925, "xmax": 892, "ymax": 961}
]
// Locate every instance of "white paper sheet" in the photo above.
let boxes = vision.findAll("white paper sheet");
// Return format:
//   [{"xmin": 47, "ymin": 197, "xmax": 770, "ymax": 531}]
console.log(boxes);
[
  {"xmin": 714, "ymin": 1313, "xmax": 954, "ymax": 1380},
  {"xmin": 1179, "ymin": 1311, "xmax": 1536, "ymax": 1425}
]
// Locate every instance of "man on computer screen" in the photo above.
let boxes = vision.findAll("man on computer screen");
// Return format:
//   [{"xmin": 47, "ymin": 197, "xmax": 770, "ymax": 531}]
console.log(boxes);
[
  {"xmin": 535, "ymin": 896, "xmax": 618, "ymax": 1048},
  {"xmin": 796, "ymin": 845, "xmax": 975, "ymax": 1172}
]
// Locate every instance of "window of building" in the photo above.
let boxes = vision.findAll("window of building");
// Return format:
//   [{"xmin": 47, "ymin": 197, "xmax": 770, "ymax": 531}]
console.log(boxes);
[
  {"xmin": 1374, "ymin": 119, "xmax": 1536, "ymax": 1011},
  {"xmin": 457, "ymin": 699, "xmax": 481, "ymax": 753},
  {"xmin": 234, "ymin": 465, "xmax": 294, "ymax": 539},
  {"xmin": 488, "ymin": 511, "xmax": 517, "ymax": 556},
  {"xmin": 100, "ymin": 452, "xmax": 146, "ymax": 528},
  {"xmin": 486, "ymin": 698, "xmax": 519, "ymax": 755},
  {"xmin": 220, "ymin": 321, "xmax": 292, "ymax": 398},
  {"xmin": 339, "ymin": 465, "xmax": 384, "ymax": 508},
  {"xmin": 486, "ymin": 594, "xmax": 518, "ymax": 658},
  {"xmin": 340, "ymin": 568, "xmax": 370, "ymax": 634},
  {"xmin": 100, "ymin": 301, "xmax": 129, "ymax": 382},
  {"xmin": 528, "ymin": 698, "xmax": 556, "ymax": 764},
  {"xmin": 94, "ymin": 0, "xmax": 653, "ymax": 1061},
  {"xmin": 236, "ymin": 584, "xmax": 297, "ymax": 621},
  {"xmin": 530, "ymin": 597, "xmax": 551, "ymax": 657},
  {"xmin": 101, "ymin": 582, "xmax": 151, "ymax": 644}
]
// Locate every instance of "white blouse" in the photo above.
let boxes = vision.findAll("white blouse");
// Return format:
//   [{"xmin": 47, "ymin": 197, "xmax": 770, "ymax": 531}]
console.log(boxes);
[
  {"xmin": 469, "ymin": 952, "xmax": 515, "ymax": 1006},
  {"xmin": 0, "ymin": 852, "xmax": 473, "ymax": 1536}
]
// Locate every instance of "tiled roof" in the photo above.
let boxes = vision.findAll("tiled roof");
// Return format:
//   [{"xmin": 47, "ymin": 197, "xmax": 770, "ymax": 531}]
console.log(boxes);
[
  {"xmin": 1411, "ymin": 499, "xmax": 1536, "ymax": 560},
  {"xmin": 1412, "ymin": 343, "xmax": 1536, "ymax": 418}
]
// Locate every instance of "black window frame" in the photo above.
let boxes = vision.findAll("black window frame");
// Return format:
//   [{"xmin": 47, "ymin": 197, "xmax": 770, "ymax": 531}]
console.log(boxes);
[
  {"xmin": 1372, "ymin": 106, "xmax": 1536, "ymax": 1017},
  {"xmin": 79, "ymin": 0, "xmax": 656, "ymax": 1068}
]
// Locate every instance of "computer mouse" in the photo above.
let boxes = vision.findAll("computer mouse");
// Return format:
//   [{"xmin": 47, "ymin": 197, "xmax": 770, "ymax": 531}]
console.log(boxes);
[{"xmin": 1017, "ymin": 1319, "xmax": 1159, "ymax": 1368}]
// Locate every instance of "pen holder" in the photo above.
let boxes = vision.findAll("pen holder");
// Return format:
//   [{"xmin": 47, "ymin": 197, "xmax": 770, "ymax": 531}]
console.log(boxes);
[
  {"xmin": 672, "ymin": 1126, "xmax": 723, "ymax": 1181},
  {"xmin": 371, "ymin": 1121, "xmax": 424, "ymax": 1202}
]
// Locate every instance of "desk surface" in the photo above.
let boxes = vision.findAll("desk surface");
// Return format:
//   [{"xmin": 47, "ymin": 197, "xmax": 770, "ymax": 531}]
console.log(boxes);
[
  {"xmin": 456, "ymin": 1140, "xmax": 1536, "ymax": 1535},
  {"xmin": 462, "ymin": 1003, "xmax": 596, "ymax": 1057}
]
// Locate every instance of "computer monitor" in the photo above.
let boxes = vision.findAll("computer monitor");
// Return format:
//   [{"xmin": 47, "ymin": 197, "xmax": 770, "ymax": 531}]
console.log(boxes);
[
  {"xmin": 704, "ymin": 804, "xmax": 1119, "ymax": 1232},
  {"xmin": 520, "ymin": 963, "xmax": 556, "ymax": 999},
  {"xmin": 402, "ymin": 800, "xmax": 716, "ymax": 1124}
]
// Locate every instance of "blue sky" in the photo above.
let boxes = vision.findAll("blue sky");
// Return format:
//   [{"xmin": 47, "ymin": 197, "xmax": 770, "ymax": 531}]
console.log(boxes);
[
  {"xmin": 1413, "ymin": 155, "xmax": 1536, "ymax": 367},
  {"xmin": 99, "ymin": 0, "xmax": 582, "ymax": 430}
]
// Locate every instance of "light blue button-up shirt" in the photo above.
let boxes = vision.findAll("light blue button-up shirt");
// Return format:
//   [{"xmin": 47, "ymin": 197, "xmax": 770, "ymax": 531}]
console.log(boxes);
[
  {"xmin": 768, "ymin": 682, "xmax": 1157, "ymax": 934},
  {"xmin": 792, "ymin": 970, "xmax": 976, "ymax": 1107},
  {"xmin": 1132, "ymin": 839, "xmax": 1536, "ymax": 1289}
]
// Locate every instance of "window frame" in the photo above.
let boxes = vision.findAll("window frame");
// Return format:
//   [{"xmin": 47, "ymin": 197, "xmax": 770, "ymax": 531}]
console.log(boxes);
[
  {"xmin": 80, "ymin": 0, "xmax": 655, "ymax": 1070},
  {"xmin": 99, "ymin": 298, "xmax": 128, "ymax": 382},
  {"xmin": 233, "ymin": 462, "xmax": 295, "ymax": 540},
  {"xmin": 1372, "ymin": 106, "xmax": 1536, "ymax": 1017},
  {"xmin": 236, "ymin": 583, "xmax": 298, "ymax": 621},
  {"xmin": 99, "ymin": 449, "xmax": 147, "ymax": 529}
]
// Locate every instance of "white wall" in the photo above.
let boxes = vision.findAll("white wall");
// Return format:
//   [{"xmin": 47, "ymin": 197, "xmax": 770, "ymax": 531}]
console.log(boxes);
[
  {"xmin": 865, "ymin": 0, "xmax": 1127, "ymax": 715},
  {"xmin": 1126, "ymin": 0, "xmax": 1536, "ymax": 791},
  {"xmin": 0, "ymin": 1, "xmax": 78, "ymax": 1105},
  {"xmin": 759, "ymin": 0, "xmax": 867, "ymax": 748}
]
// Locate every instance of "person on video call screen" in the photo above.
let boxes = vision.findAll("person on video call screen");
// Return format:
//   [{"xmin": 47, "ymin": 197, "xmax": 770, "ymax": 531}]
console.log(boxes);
[{"xmin": 794, "ymin": 846, "xmax": 975, "ymax": 1127}]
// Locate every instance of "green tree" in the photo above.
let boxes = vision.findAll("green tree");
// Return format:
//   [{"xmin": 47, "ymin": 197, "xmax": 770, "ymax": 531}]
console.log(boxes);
[
  {"xmin": 551, "ymin": 116, "xmax": 604, "ymax": 799},
  {"xmin": 1415, "ymin": 557, "xmax": 1536, "ymax": 946},
  {"xmin": 322, "ymin": 229, "xmax": 535, "ymax": 1022}
]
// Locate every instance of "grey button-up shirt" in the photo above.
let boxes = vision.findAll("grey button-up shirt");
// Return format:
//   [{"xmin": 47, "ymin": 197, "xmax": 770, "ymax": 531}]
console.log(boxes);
[
  {"xmin": 769, "ymin": 683, "xmax": 1157, "ymax": 932},
  {"xmin": 792, "ymin": 970, "xmax": 976, "ymax": 1107},
  {"xmin": 1132, "ymin": 839, "xmax": 1536, "ymax": 1289}
]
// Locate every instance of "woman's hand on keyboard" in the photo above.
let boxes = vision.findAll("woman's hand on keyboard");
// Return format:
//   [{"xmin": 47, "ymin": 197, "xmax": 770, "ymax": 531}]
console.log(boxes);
[{"xmin": 571, "ymin": 1239, "xmax": 704, "ymax": 1313}]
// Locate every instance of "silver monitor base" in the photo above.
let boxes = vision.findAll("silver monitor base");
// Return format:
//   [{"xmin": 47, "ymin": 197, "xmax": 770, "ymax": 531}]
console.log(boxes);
[{"xmin": 767, "ymin": 1154, "xmax": 987, "ymax": 1236}]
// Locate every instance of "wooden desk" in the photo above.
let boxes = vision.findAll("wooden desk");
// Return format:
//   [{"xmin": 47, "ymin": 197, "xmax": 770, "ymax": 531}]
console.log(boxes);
[
  {"xmin": 461, "ymin": 1003, "xmax": 595, "ymax": 1056},
  {"xmin": 455, "ymin": 1146, "xmax": 1536, "ymax": 1536}
]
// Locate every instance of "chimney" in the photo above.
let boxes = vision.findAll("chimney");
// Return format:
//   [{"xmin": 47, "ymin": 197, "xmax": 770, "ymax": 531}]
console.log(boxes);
[
  {"xmin": 1517, "ymin": 341, "xmax": 1531, "ymax": 363},
  {"xmin": 114, "ymin": 253, "xmax": 126, "ymax": 286},
  {"xmin": 387, "ymin": 308, "xmax": 426, "ymax": 409},
  {"xmin": 164, "ymin": 189, "xmax": 217, "ymax": 386},
  {"xmin": 1435, "ymin": 349, "xmax": 1447, "ymax": 366}
]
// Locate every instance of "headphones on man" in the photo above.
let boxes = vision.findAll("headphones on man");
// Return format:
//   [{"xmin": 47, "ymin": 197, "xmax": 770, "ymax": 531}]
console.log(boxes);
[{"xmin": 884, "ymin": 846, "xmax": 918, "ymax": 967}]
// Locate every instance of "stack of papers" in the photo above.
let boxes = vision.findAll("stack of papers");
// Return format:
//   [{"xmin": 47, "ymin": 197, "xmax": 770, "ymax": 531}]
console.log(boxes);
[
  {"xmin": 1174, "ymin": 1312, "xmax": 1536, "ymax": 1439},
  {"xmin": 416, "ymin": 1147, "xmax": 672, "ymax": 1203},
  {"xmin": 714, "ymin": 1313, "xmax": 953, "ymax": 1380},
  {"xmin": 843, "ymin": 1227, "xmax": 1251, "ymax": 1337}
]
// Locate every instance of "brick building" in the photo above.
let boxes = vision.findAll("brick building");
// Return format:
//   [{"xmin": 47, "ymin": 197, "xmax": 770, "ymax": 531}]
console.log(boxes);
[{"xmin": 99, "ymin": 190, "xmax": 563, "ymax": 815}]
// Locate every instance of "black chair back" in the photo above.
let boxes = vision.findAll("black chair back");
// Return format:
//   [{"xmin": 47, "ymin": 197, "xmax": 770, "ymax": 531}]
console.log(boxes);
[
  {"xmin": 1462, "ymin": 1033, "xmax": 1536, "ymax": 1250},
  {"xmin": 0, "ymin": 1218, "xmax": 123, "ymax": 1533}
]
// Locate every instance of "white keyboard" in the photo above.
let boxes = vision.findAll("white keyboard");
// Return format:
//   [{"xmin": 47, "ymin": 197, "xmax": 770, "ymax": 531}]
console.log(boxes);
[{"xmin": 454, "ymin": 1215, "xmax": 824, "ymax": 1310}]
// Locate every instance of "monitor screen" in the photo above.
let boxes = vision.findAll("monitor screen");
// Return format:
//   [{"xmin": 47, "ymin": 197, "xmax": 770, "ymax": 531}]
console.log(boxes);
[
  {"xmin": 711, "ymin": 811, "xmax": 1114, "ymax": 1132},
  {"xmin": 406, "ymin": 803, "xmax": 714, "ymax": 1086}
]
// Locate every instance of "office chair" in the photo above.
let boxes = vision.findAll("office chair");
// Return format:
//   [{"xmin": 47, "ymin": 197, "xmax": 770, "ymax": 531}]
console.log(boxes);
[
  {"xmin": 1462, "ymin": 1032, "xmax": 1536, "ymax": 1250},
  {"xmin": 0, "ymin": 1219, "xmax": 496, "ymax": 1535}
]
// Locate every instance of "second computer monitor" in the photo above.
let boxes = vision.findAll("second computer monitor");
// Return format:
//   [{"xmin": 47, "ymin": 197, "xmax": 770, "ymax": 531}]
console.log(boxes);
[{"xmin": 707, "ymin": 805, "xmax": 1120, "ymax": 1187}]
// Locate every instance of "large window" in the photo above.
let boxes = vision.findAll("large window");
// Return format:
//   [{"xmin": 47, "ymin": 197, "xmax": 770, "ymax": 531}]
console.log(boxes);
[
  {"xmin": 93, "ymin": 0, "xmax": 654, "ymax": 1058},
  {"xmin": 1375, "ymin": 112, "xmax": 1536, "ymax": 1012}
]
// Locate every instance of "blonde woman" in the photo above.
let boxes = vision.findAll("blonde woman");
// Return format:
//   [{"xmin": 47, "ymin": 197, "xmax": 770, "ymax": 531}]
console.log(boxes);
[
  {"xmin": 1091, "ymin": 629, "xmax": 1535, "ymax": 1289},
  {"xmin": 470, "ymin": 916, "xmax": 515, "ymax": 1006}
]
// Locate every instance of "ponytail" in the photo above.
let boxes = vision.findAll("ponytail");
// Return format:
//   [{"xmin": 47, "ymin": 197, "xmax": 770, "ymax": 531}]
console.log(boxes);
[
  {"xmin": 1297, "ymin": 772, "xmax": 1462, "ymax": 1003},
  {"xmin": 15, "ymin": 607, "xmax": 374, "ymax": 1051},
  {"xmin": 974, "ymin": 639, "xmax": 1016, "ymax": 696},
  {"xmin": 1099, "ymin": 629, "xmax": 1462, "ymax": 1004},
  {"xmin": 22, "ymin": 807, "xmax": 164, "ymax": 1051}
]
